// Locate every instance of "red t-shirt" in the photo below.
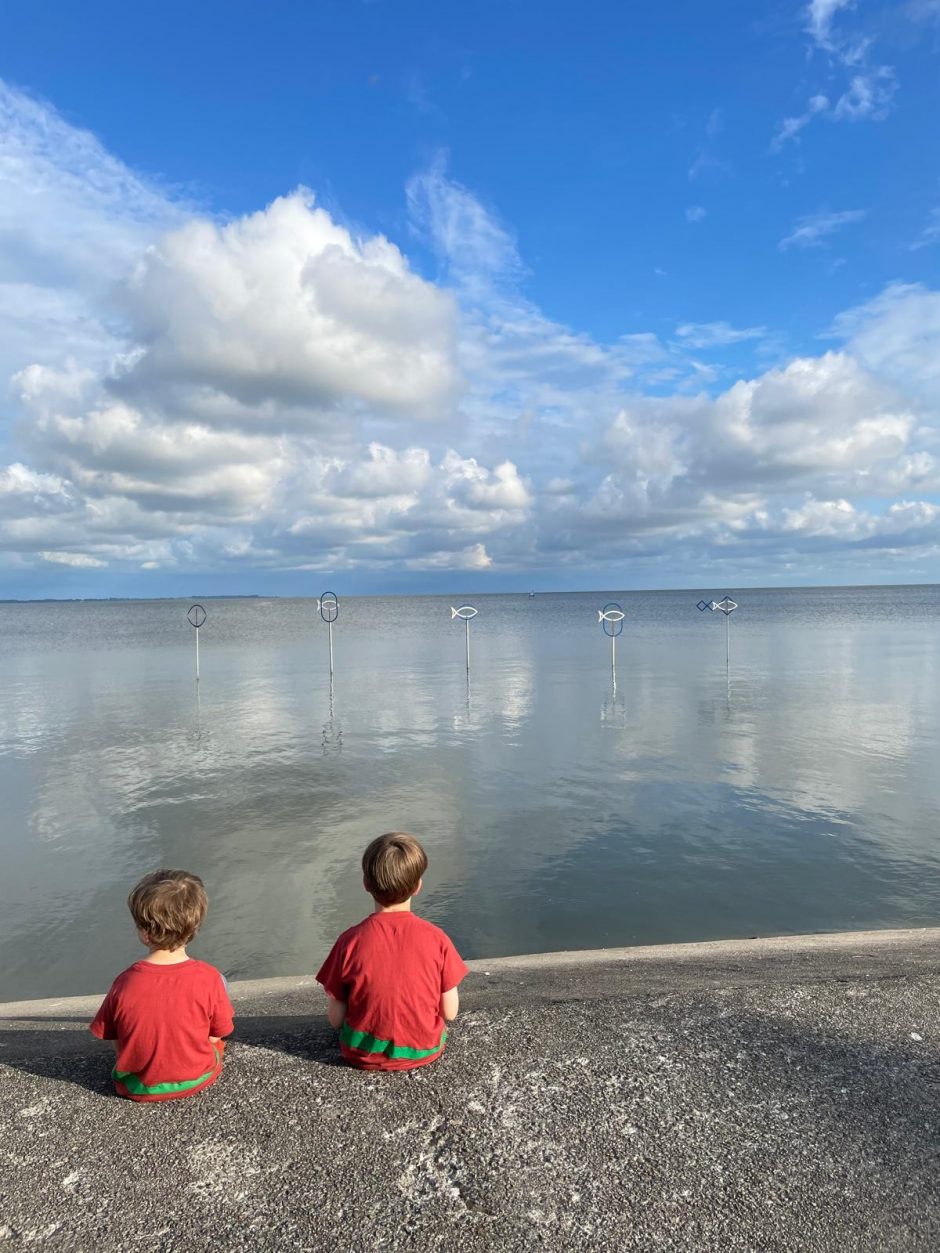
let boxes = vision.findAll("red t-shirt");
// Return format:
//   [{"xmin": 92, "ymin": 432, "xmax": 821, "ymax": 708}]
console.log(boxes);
[
  {"xmin": 89, "ymin": 959, "xmax": 234, "ymax": 1102},
  {"xmin": 316, "ymin": 912, "xmax": 469, "ymax": 1071}
]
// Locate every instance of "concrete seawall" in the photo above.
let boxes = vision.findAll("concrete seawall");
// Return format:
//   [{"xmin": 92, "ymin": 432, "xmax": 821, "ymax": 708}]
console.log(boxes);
[{"xmin": 1, "ymin": 928, "xmax": 938, "ymax": 1250}]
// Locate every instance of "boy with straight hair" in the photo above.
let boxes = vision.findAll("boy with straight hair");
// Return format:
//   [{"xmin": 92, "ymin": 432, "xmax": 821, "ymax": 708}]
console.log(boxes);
[
  {"xmin": 317, "ymin": 832, "xmax": 468, "ymax": 1071},
  {"xmin": 90, "ymin": 869, "xmax": 234, "ymax": 1102}
]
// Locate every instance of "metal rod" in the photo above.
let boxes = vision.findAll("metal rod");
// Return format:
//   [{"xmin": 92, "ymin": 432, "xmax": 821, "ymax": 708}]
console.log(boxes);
[
  {"xmin": 328, "ymin": 620, "xmax": 334, "ymax": 678},
  {"xmin": 611, "ymin": 632, "xmax": 616, "ymax": 679},
  {"xmin": 726, "ymin": 612, "xmax": 730, "ymax": 669},
  {"xmin": 195, "ymin": 628, "xmax": 200, "ymax": 684},
  {"xmin": 465, "ymin": 617, "xmax": 470, "ymax": 672}
]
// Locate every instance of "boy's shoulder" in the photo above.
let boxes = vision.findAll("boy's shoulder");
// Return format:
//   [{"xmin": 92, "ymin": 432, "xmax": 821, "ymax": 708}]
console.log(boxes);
[
  {"xmin": 407, "ymin": 914, "xmax": 457, "ymax": 947},
  {"xmin": 108, "ymin": 958, "xmax": 224, "ymax": 992},
  {"xmin": 365, "ymin": 912, "xmax": 457, "ymax": 947},
  {"xmin": 331, "ymin": 913, "xmax": 455, "ymax": 950}
]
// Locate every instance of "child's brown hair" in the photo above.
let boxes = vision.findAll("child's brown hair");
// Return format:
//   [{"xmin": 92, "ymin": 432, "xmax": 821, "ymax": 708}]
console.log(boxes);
[
  {"xmin": 128, "ymin": 869, "xmax": 208, "ymax": 950},
  {"xmin": 362, "ymin": 833, "xmax": 428, "ymax": 906}
]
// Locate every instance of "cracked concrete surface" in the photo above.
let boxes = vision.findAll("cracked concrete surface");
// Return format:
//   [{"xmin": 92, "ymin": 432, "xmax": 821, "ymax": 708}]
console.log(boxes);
[{"xmin": 1, "ymin": 929, "xmax": 939, "ymax": 1251}]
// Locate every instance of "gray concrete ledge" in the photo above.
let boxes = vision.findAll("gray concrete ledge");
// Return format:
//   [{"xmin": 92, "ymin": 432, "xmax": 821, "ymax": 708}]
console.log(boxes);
[{"xmin": 1, "ymin": 927, "xmax": 939, "ymax": 1251}]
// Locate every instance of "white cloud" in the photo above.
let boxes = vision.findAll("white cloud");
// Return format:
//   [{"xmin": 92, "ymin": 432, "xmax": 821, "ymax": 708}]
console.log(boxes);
[
  {"xmin": 772, "ymin": 94, "xmax": 829, "ymax": 150},
  {"xmin": 117, "ymin": 189, "xmax": 459, "ymax": 418},
  {"xmin": 3, "ymin": 83, "xmax": 940, "ymax": 584},
  {"xmin": 675, "ymin": 322, "xmax": 767, "ymax": 349},
  {"xmin": 39, "ymin": 550, "xmax": 107, "ymax": 568},
  {"xmin": 911, "ymin": 209, "xmax": 940, "ymax": 251},
  {"xmin": 0, "ymin": 82, "xmax": 183, "ymax": 394},
  {"xmin": 806, "ymin": 0, "xmax": 855, "ymax": 51},
  {"xmin": 832, "ymin": 69, "xmax": 896, "ymax": 121},
  {"xmin": 830, "ymin": 283, "xmax": 940, "ymax": 403},
  {"xmin": 773, "ymin": 2, "xmax": 896, "ymax": 147},
  {"xmin": 778, "ymin": 208, "xmax": 865, "ymax": 250},
  {"xmin": 685, "ymin": 206, "xmax": 707, "ymax": 223}
]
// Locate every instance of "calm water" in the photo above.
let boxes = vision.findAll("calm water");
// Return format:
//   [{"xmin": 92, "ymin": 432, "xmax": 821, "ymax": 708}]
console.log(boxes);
[{"xmin": 2, "ymin": 587, "xmax": 940, "ymax": 1001}]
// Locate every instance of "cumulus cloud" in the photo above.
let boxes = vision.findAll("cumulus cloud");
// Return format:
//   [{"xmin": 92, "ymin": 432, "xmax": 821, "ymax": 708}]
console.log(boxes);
[
  {"xmin": 117, "ymin": 191, "xmax": 459, "ymax": 418},
  {"xmin": 3, "ymin": 81, "xmax": 940, "ymax": 586}
]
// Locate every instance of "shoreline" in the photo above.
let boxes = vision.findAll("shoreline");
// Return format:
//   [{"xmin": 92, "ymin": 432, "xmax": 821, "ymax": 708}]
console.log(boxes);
[
  {"xmin": 2, "ymin": 924, "xmax": 937, "ymax": 1018},
  {"xmin": 1, "ymin": 922, "xmax": 938, "ymax": 1249}
]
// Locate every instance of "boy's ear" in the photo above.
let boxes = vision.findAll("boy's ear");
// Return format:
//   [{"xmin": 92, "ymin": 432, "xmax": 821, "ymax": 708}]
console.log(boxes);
[{"xmin": 413, "ymin": 878, "xmax": 423, "ymax": 898}]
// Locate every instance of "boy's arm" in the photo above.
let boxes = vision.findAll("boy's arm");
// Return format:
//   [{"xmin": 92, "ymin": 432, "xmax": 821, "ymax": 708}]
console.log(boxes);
[
  {"xmin": 441, "ymin": 987, "xmax": 460, "ymax": 1022},
  {"xmin": 440, "ymin": 935, "xmax": 469, "ymax": 1023},
  {"xmin": 326, "ymin": 995, "xmax": 346, "ymax": 1029}
]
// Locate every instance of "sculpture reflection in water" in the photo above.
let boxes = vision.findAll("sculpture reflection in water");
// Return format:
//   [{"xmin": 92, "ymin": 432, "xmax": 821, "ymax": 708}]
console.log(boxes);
[{"xmin": 322, "ymin": 680, "xmax": 343, "ymax": 755}]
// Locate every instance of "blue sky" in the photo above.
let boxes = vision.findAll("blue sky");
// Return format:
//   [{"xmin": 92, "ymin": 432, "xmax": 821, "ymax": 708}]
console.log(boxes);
[{"xmin": 2, "ymin": 0, "xmax": 940, "ymax": 597}]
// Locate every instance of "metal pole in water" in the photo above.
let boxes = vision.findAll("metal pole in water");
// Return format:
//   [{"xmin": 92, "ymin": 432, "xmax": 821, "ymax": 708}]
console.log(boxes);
[
  {"xmin": 698, "ymin": 596, "xmax": 737, "ymax": 671},
  {"xmin": 599, "ymin": 602, "xmax": 625, "ymax": 687},
  {"xmin": 726, "ymin": 611, "xmax": 730, "ymax": 669},
  {"xmin": 187, "ymin": 604, "xmax": 207, "ymax": 685},
  {"xmin": 452, "ymin": 605, "xmax": 478, "ymax": 674},
  {"xmin": 318, "ymin": 592, "xmax": 339, "ymax": 681}
]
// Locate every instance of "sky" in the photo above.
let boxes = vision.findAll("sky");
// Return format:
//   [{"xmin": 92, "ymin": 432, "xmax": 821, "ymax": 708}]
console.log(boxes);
[{"xmin": 2, "ymin": 0, "xmax": 940, "ymax": 598}]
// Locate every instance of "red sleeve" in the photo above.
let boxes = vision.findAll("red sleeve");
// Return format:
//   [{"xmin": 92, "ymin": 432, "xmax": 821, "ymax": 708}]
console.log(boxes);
[
  {"xmin": 89, "ymin": 988, "xmax": 116, "ymax": 1040},
  {"xmin": 316, "ymin": 936, "xmax": 349, "ymax": 1002},
  {"xmin": 441, "ymin": 935, "xmax": 469, "ymax": 993},
  {"xmin": 210, "ymin": 972, "xmax": 235, "ymax": 1038}
]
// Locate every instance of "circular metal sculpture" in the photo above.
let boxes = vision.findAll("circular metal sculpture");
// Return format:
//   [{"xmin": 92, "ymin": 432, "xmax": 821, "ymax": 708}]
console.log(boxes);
[
  {"xmin": 187, "ymin": 604, "xmax": 206, "ymax": 682},
  {"xmin": 451, "ymin": 604, "xmax": 478, "ymax": 672},
  {"xmin": 318, "ymin": 591, "xmax": 339, "ymax": 677},
  {"xmin": 598, "ymin": 602, "xmax": 624, "ymax": 682},
  {"xmin": 598, "ymin": 603, "xmax": 625, "ymax": 637}
]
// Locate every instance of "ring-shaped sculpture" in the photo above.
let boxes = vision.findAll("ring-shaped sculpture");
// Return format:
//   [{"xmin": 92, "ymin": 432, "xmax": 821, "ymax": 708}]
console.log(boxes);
[
  {"xmin": 187, "ymin": 603, "xmax": 206, "ymax": 683},
  {"xmin": 318, "ymin": 591, "xmax": 339, "ymax": 679},
  {"xmin": 318, "ymin": 592, "xmax": 339, "ymax": 624},
  {"xmin": 715, "ymin": 596, "xmax": 737, "ymax": 615},
  {"xmin": 598, "ymin": 602, "xmax": 625, "ymax": 638},
  {"xmin": 598, "ymin": 601, "xmax": 624, "ymax": 687},
  {"xmin": 451, "ymin": 604, "xmax": 478, "ymax": 673}
]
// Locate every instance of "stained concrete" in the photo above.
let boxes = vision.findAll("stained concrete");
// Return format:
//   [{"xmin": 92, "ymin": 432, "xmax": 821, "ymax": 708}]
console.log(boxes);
[{"xmin": 1, "ymin": 928, "xmax": 938, "ymax": 1252}]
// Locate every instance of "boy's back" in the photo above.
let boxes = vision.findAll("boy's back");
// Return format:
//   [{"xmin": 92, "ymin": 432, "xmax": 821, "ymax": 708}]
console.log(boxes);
[
  {"xmin": 318, "ymin": 909, "xmax": 467, "ymax": 1071},
  {"xmin": 91, "ymin": 958, "xmax": 233, "ymax": 1100}
]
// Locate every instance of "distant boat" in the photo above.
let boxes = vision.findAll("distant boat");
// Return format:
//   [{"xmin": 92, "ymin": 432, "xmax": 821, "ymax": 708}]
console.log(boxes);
[{"xmin": 528, "ymin": 591, "xmax": 535, "ymax": 598}]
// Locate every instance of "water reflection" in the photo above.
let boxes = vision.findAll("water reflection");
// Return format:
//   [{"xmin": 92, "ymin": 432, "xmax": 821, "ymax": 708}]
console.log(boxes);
[{"xmin": 1, "ymin": 588, "xmax": 940, "ymax": 998}]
